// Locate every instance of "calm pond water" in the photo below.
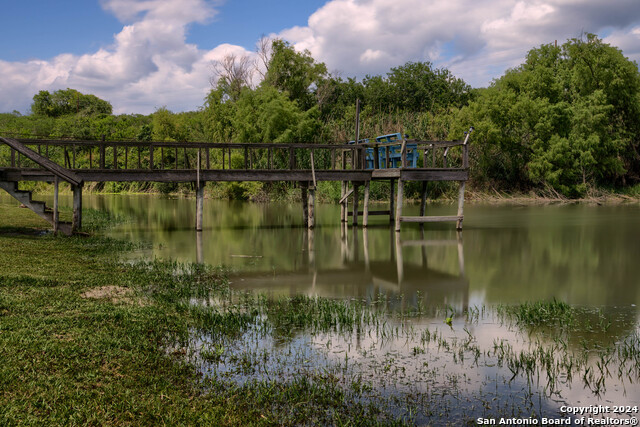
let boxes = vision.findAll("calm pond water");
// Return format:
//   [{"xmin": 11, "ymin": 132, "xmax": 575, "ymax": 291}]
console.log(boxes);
[
  {"xmin": 3, "ymin": 193, "xmax": 640, "ymax": 423},
  {"xmin": 63, "ymin": 194, "xmax": 640, "ymax": 308}
]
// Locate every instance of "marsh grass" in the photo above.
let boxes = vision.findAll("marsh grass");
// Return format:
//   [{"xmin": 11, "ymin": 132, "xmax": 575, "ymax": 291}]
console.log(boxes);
[{"xmin": 0, "ymin": 203, "xmax": 399, "ymax": 425}]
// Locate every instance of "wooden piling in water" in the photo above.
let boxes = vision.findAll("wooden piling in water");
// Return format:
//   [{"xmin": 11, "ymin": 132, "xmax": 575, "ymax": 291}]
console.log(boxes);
[
  {"xmin": 196, "ymin": 231, "xmax": 203, "ymax": 264},
  {"xmin": 389, "ymin": 179, "xmax": 395, "ymax": 224},
  {"xmin": 301, "ymin": 183, "xmax": 309, "ymax": 227},
  {"xmin": 456, "ymin": 181, "xmax": 465, "ymax": 230},
  {"xmin": 195, "ymin": 183, "xmax": 204, "ymax": 231},
  {"xmin": 308, "ymin": 187, "xmax": 316, "ymax": 229},
  {"xmin": 352, "ymin": 183, "xmax": 360, "ymax": 226},
  {"xmin": 363, "ymin": 181, "xmax": 370, "ymax": 228},
  {"xmin": 340, "ymin": 181, "xmax": 346, "ymax": 222},
  {"xmin": 395, "ymin": 179, "xmax": 404, "ymax": 232},
  {"xmin": 420, "ymin": 181, "xmax": 428, "ymax": 217}
]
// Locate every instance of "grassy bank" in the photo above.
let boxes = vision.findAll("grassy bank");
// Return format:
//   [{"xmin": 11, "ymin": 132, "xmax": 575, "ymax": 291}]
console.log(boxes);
[{"xmin": 0, "ymin": 204, "xmax": 395, "ymax": 426}]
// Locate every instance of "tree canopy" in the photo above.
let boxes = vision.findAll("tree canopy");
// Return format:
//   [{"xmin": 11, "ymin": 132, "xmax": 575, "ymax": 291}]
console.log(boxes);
[
  {"xmin": 31, "ymin": 88, "xmax": 113, "ymax": 117},
  {"xmin": 454, "ymin": 34, "xmax": 640, "ymax": 195},
  {"xmin": 3, "ymin": 34, "xmax": 640, "ymax": 198}
]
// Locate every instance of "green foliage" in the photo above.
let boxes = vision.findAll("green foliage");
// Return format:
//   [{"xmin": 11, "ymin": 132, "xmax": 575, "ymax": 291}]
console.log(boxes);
[
  {"xmin": 4, "ymin": 33, "xmax": 640, "ymax": 198},
  {"xmin": 152, "ymin": 107, "xmax": 177, "ymax": 141},
  {"xmin": 454, "ymin": 34, "xmax": 640, "ymax": 196},
  {"xmin": 31, "ymin": 88, "xmax": 112, "ymax": 117},
  {"xmin": 204, "ymin": 85, "xmax": 321, "ymax": 143},
  {"xmin": 263, "ymin": 39, "xmax": 328, "ymax": 111}
]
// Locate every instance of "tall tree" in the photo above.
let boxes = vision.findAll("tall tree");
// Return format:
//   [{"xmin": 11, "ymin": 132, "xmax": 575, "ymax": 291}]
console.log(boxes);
[
  {"xmin": 263, "ymin": 39, "xmax": 328, "ymax": 111},
  {"xmin": 31, "ymin": 88, "xmax": 112, "ymax": 117},
  {"xmin": 454, "ymin": 34, "xmax": 640, "ymax": 195}
]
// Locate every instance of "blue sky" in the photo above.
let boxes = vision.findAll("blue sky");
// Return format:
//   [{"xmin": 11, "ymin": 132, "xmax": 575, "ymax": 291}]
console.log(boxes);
[
  {"xmin": 1, "ymin": 0, "xmax": 121, "ymax": 61},
  {"xmin": 1, "ymin": 0, "xmax": 639, "ymax": 114},
  {"xmin": 1, "ymin": 0, "xmax": 326, "ymax": 60}
]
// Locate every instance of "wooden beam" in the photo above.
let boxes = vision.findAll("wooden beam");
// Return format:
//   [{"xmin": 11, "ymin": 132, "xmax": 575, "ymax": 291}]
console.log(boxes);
[
  {"xmin": 339, "ymin": 188, "xmax": 354, "ymax": 204},
  {"xmin": 400, "ymin": 215, "xmax": 463, "ymax": 223}
]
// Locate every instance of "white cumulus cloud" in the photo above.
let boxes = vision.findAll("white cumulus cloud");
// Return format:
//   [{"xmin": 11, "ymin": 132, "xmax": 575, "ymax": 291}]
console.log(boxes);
[
  {"xmin": 1, "ymin": 0, "xmax": 639, "ymax": 115},
  {"xmin": 0, "ymin": 0, "xmax": 251, "ymax": 115},
  {"xmin": 278, "ymin": 0, "xmax": 640, "ymax": 87}
]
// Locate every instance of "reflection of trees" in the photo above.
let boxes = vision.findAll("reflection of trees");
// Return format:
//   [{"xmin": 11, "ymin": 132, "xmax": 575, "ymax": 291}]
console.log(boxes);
[
  {"xmin": 90, "ymin": 196, "xmax": 640, "ymax": 309},
  {"xmin": 463, "ymin": 205, "xmax": 640, "ymax": 306}
]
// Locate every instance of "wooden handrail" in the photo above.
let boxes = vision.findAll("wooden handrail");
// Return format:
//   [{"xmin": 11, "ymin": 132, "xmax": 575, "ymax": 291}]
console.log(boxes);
[{"xmin": 0, "ymin": 137, "xmax": 82, "ymax": 186}]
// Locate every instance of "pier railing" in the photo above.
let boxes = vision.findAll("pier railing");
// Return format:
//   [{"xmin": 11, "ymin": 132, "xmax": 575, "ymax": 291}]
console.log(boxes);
[{"xmin": 0, "ymin": 138, "xmax": 469, "ymax": 173}]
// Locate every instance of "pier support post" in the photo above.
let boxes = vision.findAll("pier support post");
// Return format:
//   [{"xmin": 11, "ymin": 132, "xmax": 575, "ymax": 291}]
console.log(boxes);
[
  {"xmin": 301, "ymin": 183, "xmax": 309, "ymax": 227},
  {"xmin": 419, "ymin": 181, "xmax": 428, "ymax": 217},
  {"xmin": 308, "ymin": 186, "xmax": 316, "ymax": 229},
  {"xmin": 195, "ymin": 182, "xmax": 204, "ymax": 231},
  {"xmin": 53, "ymin": 177, "xmax": 59, "ymax": 234},
  {"xmin": 457, "ymin": 231, "xmax": 465, "ymax": 276},
  {"xmin": 72, "ymin": 183, "xmax": 83, "ymax": 232},
  {"xmin": 363, "ymin": 181, "xmax": 370, "ymax": 227},
  {"xmin": 456, "ymin": 181, "xmax": 465, "ymax": 230},
  {"xmin": 340, "ymin": 181, "xmax": 348, "ymax": 223},
  {"xmin": 196, "ymin": 231, "xmax": 203, "ymax": 264},
  {"xmin": 389, "ymin": 179, "xmax": 395, "ymax": 223},
  {"xmin": 395, "ymin": 179, "xmax": 404, "ymax": 232},
  {"xmin": 395, "ymin": 232, "xmax": 404, "ymax": 284},
  {"xmin": 352, "ymin": 183, "xmax": 360, "ymax": 226},
  {"xmin": 363, "ymin": 227, "xmax": 370, "ymax": 271}
]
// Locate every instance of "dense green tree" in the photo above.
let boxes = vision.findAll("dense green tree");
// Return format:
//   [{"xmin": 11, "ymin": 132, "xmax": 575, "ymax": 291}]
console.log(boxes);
[
  {"xmin": 453, "ymin": 34, "xmax": 640, "ymax": 195},
  {"xmin": 31, "ymin": 88, "xmax": 112, "ymax": 117},
  {"xmin": 263, "ymin": 39, "xmax": 328, "ymax": 111},
  {"xmin": 385, "ymin": 62, "xmax": 471, "ymax": 112}
]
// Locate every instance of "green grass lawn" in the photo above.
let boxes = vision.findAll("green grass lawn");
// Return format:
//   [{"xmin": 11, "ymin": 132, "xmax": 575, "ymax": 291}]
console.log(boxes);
[{"xmin": 0, "ymin": 203, "xmax": 391, "ymax": 426}]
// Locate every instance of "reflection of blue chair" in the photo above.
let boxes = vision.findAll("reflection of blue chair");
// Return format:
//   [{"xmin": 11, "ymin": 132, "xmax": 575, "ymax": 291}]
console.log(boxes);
[{"xmin": 350, "ymin": 133, "xmax": 418, "ymax": 169}]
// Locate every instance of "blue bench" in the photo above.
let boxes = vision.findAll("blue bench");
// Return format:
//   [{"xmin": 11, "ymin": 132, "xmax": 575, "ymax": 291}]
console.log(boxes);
[{"xmin": 349, "ymin": 133, "xmax": 417, "ymax": 169}]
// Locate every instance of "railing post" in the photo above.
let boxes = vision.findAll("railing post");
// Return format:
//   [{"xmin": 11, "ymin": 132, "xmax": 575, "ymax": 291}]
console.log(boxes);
[
  {"xmin": 149, "ymin": 144, "xmax": 154, "ymax": 170},
  {"xmin": 374, "ymin": 143, "xmax": 380, "ymax": 169},
  {"xmin": 100, "ymin": 135, "xmax": 106, "ymax": 169},
  {"xmin": 462, "ymin": 127, "xmax": 473, "ymax": 169},
  {"xmin": 385, "ymin": 146, "xmax": 390, "ymax": 169},
  {"xmin": 289, "ymin": 147, "xmax": 295, "ymax": 170}
]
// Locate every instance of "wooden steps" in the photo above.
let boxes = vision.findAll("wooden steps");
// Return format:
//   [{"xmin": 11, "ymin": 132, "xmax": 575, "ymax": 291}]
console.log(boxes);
[{"xmin": 0, "ymin": 181, "xmax": 73, "ymax": 235}]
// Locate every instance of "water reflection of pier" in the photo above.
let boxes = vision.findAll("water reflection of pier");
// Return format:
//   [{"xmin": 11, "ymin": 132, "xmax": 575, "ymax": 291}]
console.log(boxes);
[{"xmin": 200, "ymin": 226, "xmax": 469, "ymax": 312}]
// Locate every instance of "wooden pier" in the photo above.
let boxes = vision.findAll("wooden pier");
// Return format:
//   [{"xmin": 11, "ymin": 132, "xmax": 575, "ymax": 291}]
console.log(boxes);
[{"xmin": 0, "ymin": 131, "xmax": 471, "ymax": 234}]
